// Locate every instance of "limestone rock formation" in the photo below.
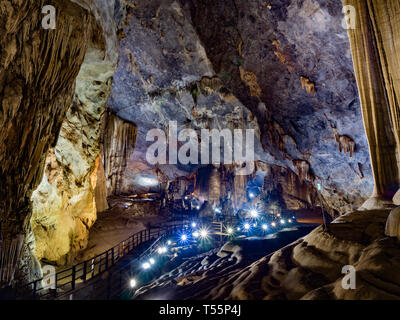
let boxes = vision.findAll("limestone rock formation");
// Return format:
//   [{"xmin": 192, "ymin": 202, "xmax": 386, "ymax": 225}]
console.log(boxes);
[
  {"xmin": 29, "ymin": 1, "xmax": 123, "ymax": 266},
  {"xmin": 100, "ymin": 0, "xmax": 375, "ymax": 216},
  {"xmin": 184, "ymin": 0, "xmax": 373, "ymax": 213},
  {"xmin": 102, "ymin": 111, "xmax": 138, "ymax": 196},
  {"xmin": 0, "ymin": 0, "xmax": 126, "ymax": 284},
  {"xmin": 0, "ymin": 0, "xmax": 92, "ymax": 286},
  {"xmin": 385, "ymin": 207, "xmax": 400, "ymax": 241},
  {"xmin": 344, "ymin": 0, "xmax": 400, "ymax": 208}
]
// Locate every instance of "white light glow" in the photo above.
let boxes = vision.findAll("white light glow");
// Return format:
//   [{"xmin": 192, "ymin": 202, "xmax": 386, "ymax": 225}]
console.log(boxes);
[
  {"xmin": 280, "ymin": 219, "xmax": 285, "ymax": 225},
  {"xmin": 244, "ymin": 223, "xmax": 251, "ymax": 230},
  {"xmin": 181, "ymin": 234, "xmax": 188, "ymax": 241},
  {"xmin": 288, "ymin": 219, "xmax": 292, "ymax": 223},
  {"xmin": 130, "ymin": 278, "xmax": 137, "ymax": 288},
  {"xmin": 227, "ymin": 227, "xmax": 233, "ymax": 234},
  {"xmin": 142, "ymin": 262, "xmax": 151, "ymax": 270},
  {"xmin": 199, "ymin": 229, "xmax": 209, "ymax": 238},
  {"xmin": 191, "ymin": 222, "xmax": 197, "ymax": 228},
  {"xmin": 149, "ymin": 258, "xmax": 155, "ymax": 265},
  {"xmin": 249, "ymin": 209, "xmax": 259, "ymax": 218},
  {"xmin": 167, "ymin": 240, "xmax": 172, "ymax": 245},
  {"xmin": 157, "ymin": 247, "xmax": 167, "ymax": 254},
  {"xmin": 237, "ymin": 227, "xmax": 241, "ymax": 231},
  {"xmin": 138, "ymin": 176, "xmax": 159, "ymax": 187},
  {"xmin": 193, "ymin": 231, "xmax": 199, "ymax": 238},
  {"xmin": 271, "ymin": 222, "xmax": 276, "ymax": 227},
  {"xmin": 249, "ymin": 193, "xmax": 255, "ymax": 198},
  {"xmin": 262, "ymin": 224, "xmax": 268, "ymax": 230}
]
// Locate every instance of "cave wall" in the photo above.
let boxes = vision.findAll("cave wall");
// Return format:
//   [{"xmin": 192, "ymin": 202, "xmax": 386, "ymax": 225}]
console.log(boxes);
[
  {"xmin": 343, "ymin": 0, "xmax": 400, "ymax": 209},
  {"xmin": 0, "ymin": 0, "xmax": 125, "ymax": 284},
  {"xmin": 30, "ymin": 1, "xmax": 124, "ymax": 266},
  {"xmin": 103, "ymin": 0, "xmax": 374, "ymax": 215},
  {"xmin": 107, "ymin": 0, "xmax": 268, "ymax": 197},
  {"xmin": 182, "ymin": 0, "xmax": 374, "ymax": 213},
  {"xmin": 0, "ymin": 0, "xmax": 94, "ymax": 286}
]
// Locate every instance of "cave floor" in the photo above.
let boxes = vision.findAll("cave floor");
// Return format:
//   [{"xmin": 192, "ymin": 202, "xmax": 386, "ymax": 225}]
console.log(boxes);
[{"xmin": 70, "ymin": 207, "xmax": 171, "ymax": 266}]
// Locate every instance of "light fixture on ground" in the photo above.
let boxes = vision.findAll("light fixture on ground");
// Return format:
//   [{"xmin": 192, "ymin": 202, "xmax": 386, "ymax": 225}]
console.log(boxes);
[
  {"xmin": 130, "ymin": 278, "xmax": 137, "ymax": 288},
  {"xmin": 249, "ymin": 209, "xmax": 259, "ymax": 218},
  {"xmin": 157, "ymin": 247, "xmax": 167, "ymax": 254},
  {"xmin": 199, "ymin": 229, "xmax": 209, "ymax": 239},
  {"xmin": 142, "ymin": 262, "xmax": 151, "ymax": 270}
]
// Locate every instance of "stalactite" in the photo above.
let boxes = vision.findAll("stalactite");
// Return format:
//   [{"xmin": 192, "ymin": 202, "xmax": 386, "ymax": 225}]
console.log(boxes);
[
  {"xmin": 292, "ymin": 159, "xmax": 313, "ymax": 183},
  {"xmin": 300, "ymin": 76, "xmax": 316, "ymax": 95},
  {"xmin": 208, "ymin": 166, "xmax": 221, "ymax": 204},
  {"xmin": 0, "ymin": 234, "xmax": 23, "ymax": 287},
  {"xmin": 239, "ymin": 66, "xmax": 262, "ymax": 98}
]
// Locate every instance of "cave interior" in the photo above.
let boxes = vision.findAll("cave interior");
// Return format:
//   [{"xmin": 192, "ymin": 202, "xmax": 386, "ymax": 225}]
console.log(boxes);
[{"xmin": 1, "ymin": 0, "xmax": 400, "ymax": 300}]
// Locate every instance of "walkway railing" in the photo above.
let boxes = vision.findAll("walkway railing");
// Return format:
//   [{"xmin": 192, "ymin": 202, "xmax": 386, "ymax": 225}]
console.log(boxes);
[{"xmin": 15, "ymin": 222, "xmax": 188, "ymax": 300}]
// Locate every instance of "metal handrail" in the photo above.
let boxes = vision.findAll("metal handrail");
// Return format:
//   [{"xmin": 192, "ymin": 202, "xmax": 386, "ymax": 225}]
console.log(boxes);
[{"xmin": 15, "ymin": 222, "xmax": 188, "ymax": 300}]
